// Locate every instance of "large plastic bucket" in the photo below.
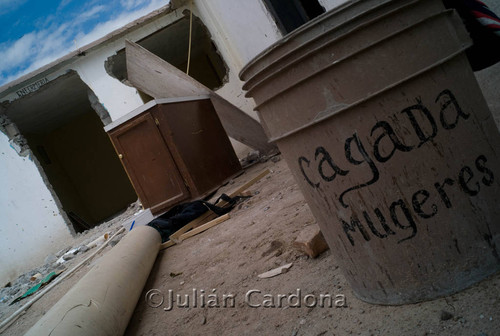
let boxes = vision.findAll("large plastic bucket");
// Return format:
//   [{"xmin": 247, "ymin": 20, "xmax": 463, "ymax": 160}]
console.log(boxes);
[{"xmin": 240, "ymin": 0, "xmax": 500, "ymax": 304}]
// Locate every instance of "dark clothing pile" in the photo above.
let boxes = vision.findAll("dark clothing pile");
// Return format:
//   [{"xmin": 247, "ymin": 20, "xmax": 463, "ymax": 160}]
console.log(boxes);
[{"xmin": 147, "ymin": 194, "xmax": 248, "ymax": 243}]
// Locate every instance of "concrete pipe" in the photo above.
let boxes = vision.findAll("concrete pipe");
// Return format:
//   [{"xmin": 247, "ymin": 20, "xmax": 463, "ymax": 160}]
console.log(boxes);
[{"xmin": 24, "ymin": 226, "xmax": 161, "ymax": 336}]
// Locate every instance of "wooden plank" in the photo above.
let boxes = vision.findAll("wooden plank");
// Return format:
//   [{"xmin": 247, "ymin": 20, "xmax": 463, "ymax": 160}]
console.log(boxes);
[
  {"xmin": 226, "ymin": 169, "xmax": 270, "ymax": 200},
  {"xmin": 125, "ymin": 40, "xmax": 277, "ymax": 154},
  {"xmin": 160, "ymin": 240, "xmax": 175, "ymax": 250},
  {"xmin": 125, "ymin": 40, "xmax": 208, "ymax": 98},
  {"xmin": 179, "ymin": 214, "xmax": 230, "ymax": 241},
  {"xmin": 169, "ymin": 210, "xmax": 216, "ymax": 241},
  {"xmin": 209, "ymin": 94, "xmax": 277, "ymax": 154},
  {"xmin": 165, "ymin": 169, "xmax": 270, "ymax": 244}
]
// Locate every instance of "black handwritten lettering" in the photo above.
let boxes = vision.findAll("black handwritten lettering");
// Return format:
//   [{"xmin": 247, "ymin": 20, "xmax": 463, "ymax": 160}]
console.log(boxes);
[
  {"xmin": 459, "ymin": 166, "xmax": 480, "ymax": 196},
  {"xmin": 337, "ymin": 155, "xmax": 494, "ymax": 246},
  {"xmin": 436, "ymin": 89, "xmax": 470, "ymax": 130},
  {"xmin": 363, "ymin": 208, "xmax": 395, "ymax": 238},
  {"xmin": 315, "ymin": 146, "xmax": 349, "ymax": 182},
  {"xmin": 291, "ymin": 89, "xmax": 496, "ymax": 246},
  {"xmin": 298, "ymin": 156, "xmax": 320, "ymax": 188},
  {"xmin": 389, "ymin": 200, "xmax": 417, "ymax": 243},
  {"xmin": 434, "ymin": 178, "xmax": 455, "ymax": 208},
  {"xmin": 412, "ymin": 189, "xmax": 438, "ymax": 219},
  {"xmin": 371, "ymin": 121, "xmax": 413, "ymax": 162},
  {"xmin": 341, "ymin": 216, "xmax": 371, "ymax": 246},
  {"xmin": 475, "ymin": 155, "xmax": 494, "ymax": 186},
  {"xmin": 401, "ymin": 100, "xmax": 438, "ymax": 148},
  {"xmin": 339, "ymin": 133, "xmax": 379, "ymax": 208}
]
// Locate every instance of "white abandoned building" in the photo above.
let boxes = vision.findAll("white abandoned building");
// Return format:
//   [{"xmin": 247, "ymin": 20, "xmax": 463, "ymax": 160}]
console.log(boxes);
[
  {"xmin": 0, "ymin": 0, "xmax": 499, "ymax": 289},
  {"xmin": 0, "ymin": 0, "xmax": 347, "ymax": 286}
]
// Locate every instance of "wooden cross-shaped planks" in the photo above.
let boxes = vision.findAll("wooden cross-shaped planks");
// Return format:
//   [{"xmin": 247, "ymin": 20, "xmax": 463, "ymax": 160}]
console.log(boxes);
[
  {"xmin": 160, "ymin": 169, "xmax": 270, "ymax": 250},
  {"xmin": 125, "ymin": 40, "xmax": 277, "ymax": 155}
]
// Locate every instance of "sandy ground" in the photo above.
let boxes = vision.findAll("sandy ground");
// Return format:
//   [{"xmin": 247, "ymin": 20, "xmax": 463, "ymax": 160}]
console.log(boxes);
[
  {"xmin": 123, "ymin": 158, "xmax": 500, "ymax": 336},
  {"xmin": 0, "ymin": 205, "xmax": 131, "ymax": 334},
  {"xmin": 2, "ymin": 156, "xmax": 498, "ymax": 335}
]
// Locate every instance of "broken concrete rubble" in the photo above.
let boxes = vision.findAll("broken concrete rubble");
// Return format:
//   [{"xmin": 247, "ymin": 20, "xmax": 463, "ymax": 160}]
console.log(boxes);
[{"xmin": 293, "ymin": 224, "xmax": 330, "ymax": 258}]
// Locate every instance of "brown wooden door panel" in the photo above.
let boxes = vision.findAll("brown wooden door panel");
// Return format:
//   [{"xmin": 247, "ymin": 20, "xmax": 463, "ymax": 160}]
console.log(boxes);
[
  {"xmin": 109, "ymin": 113, "xmax": 189, "ymax": 213},
  {"xmin": 152, "ymin": 100, "xmax": 241, "ymax": 197}
]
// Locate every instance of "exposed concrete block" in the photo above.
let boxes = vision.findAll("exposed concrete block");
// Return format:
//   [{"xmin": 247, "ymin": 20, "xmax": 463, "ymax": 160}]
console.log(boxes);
[
  {"xmin": 4, "ymin": 123, "xmax": 19, "ymax": 138},
  {"xmin": 293, "ymin": 224, "xmax": 329, "ymax": 258}
]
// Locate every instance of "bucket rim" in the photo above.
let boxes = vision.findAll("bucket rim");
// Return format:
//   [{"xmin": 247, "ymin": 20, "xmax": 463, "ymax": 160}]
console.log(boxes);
[
  {"xmin": 250, "ymin": 10, "xmax": 469, "ymax": 110},
  {"xmin": 241, "ymin": 0, "xmax": 429, "ymax": 89},
  {"xmin": 266, "ymin": 50, "xmax": 468, "ymax": 143},
  {"xmin": 242, "ymin": 0, "xmax": 443, "ymax": 94},
  {"xmin": 239, "ymin": 0, "xmax": 401, "ymax": 80}
]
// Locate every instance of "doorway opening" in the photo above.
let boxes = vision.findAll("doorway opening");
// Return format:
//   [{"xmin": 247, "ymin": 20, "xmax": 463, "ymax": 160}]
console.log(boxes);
[
  {"xmin": 105, "ymin": 12, "xmax": 227, "ymax": 95},
  {"xmin": 262, "ymin": 0, "xmax": 326, "ymax": 34},
  {"xmin": 4, "ymin": 71, "xmax": 138, "ymax": 233}
]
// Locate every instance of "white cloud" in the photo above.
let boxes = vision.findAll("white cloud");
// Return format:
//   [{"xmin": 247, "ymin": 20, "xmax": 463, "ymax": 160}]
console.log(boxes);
[
  {"xmin": 75, "ymin": 0, "xmax": 167, "ymax": 47},
  {"xmin": 0, "ymin": 0, "xmax": 169, "ymax": 86},
  {"xmin": 0, "ymin": 22, "xmax": 75, "ymax": 84},
  {"xmin": 57, "ymin": 0, "xmax": 73, "ymax": 11},
  {"xmin": 73, "ymin": 5, "xmax": 107, "ymax": 25},
  {"xmin": 120, "ymin": 0, "xmax": 144, "ymax": 10},
  {"xmin": 0, "ymin": 0, "xmax": 28, "ymax": 16},
  {"xmin": 0, "ymin": 34, "xmax": 36, "ymax": 73}
]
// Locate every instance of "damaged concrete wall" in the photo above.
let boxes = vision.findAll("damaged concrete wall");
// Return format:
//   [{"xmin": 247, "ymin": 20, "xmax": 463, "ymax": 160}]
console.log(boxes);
[
  {"xmin": 0, "ymin": 131, "xmax": 72, "ymax": 286},
  {"xmin": 193, "ymin": 0, "xmax": 350, "ymax": 118},
  {"xmin": 192, "ymin": 0, "xmax": 281, "ymax": 146}
]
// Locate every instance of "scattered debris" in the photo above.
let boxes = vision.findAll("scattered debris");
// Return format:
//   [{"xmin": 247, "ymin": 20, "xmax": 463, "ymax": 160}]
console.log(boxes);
[
  {"xmin": 62, "ymin": 253, "xmax": 75, "ymax": 261},
  {"xmin": 55, "ymin": 246, "xmax": 71, "ymax": 258},
  {"xmin": 29, "ymin": 274, "xmax": 42, "ymax": 282},
  {"xmin": 293, "ymin": 224, "xmax": 329, "ymax": 258},
  {"xmin": 262, "ymin": 240, "xmax": 283, "ymax": 258},
  {"xmin": 240, "ymin": 150, "xmax": 261, "ymax": 167},
  {"xmin": 43, "ymin": 254, "xmax": 57, "ymax": 265},
  {"xmin": 109, "ymin": 231, "xmax": 126, "ymax": 247},
  {"xmin": 440, "ymin": 310, "xmax": 454, "ymax": 321},
  {"xmin": 258, "ymin": 263, "xmax": 293, "ymax": 279},
  {"xmin": 170, "ymin": 272, "xmax": 183, "ymax": 278},
  {"xmin": 77, "ymin": 245, "xmax": 90, "ymax": 254},
  {"xmin": 10, "ymin": 269, "xmax": 65, "ymax": 305},
  {"xmin": 86, "ymin": 232, "xmax": 110, "ymax": 249},
  {"xmin": 271, "ymin": 155, "xmax": 281, "ymax": 163}
]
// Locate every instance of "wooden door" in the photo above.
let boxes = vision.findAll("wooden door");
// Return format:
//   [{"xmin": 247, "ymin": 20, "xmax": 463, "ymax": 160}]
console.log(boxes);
[{"xmin": 108, "ymin": 113, "xmax": 189, "ymax": 213}]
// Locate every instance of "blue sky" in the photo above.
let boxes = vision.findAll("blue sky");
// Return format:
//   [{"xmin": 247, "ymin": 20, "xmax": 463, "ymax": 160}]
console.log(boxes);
[{"xmin": 0, "ymin": 0, "xmax": 168, "ymax": 86}]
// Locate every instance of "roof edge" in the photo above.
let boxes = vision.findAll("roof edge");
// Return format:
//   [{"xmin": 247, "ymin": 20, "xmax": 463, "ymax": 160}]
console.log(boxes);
[{"xmin": 0, "ymin": 3, "xmax": 175, "ymax": 96}]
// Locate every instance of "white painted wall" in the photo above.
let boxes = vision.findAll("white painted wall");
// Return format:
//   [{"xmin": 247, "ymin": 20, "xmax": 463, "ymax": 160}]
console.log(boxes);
[
  {"xmin": 0, "ymin": 132, "xmax": 72, "ymax": 285},
  {"xmin": 195, "ymin": 0, "xmax": 282, "ymax": 71}
]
